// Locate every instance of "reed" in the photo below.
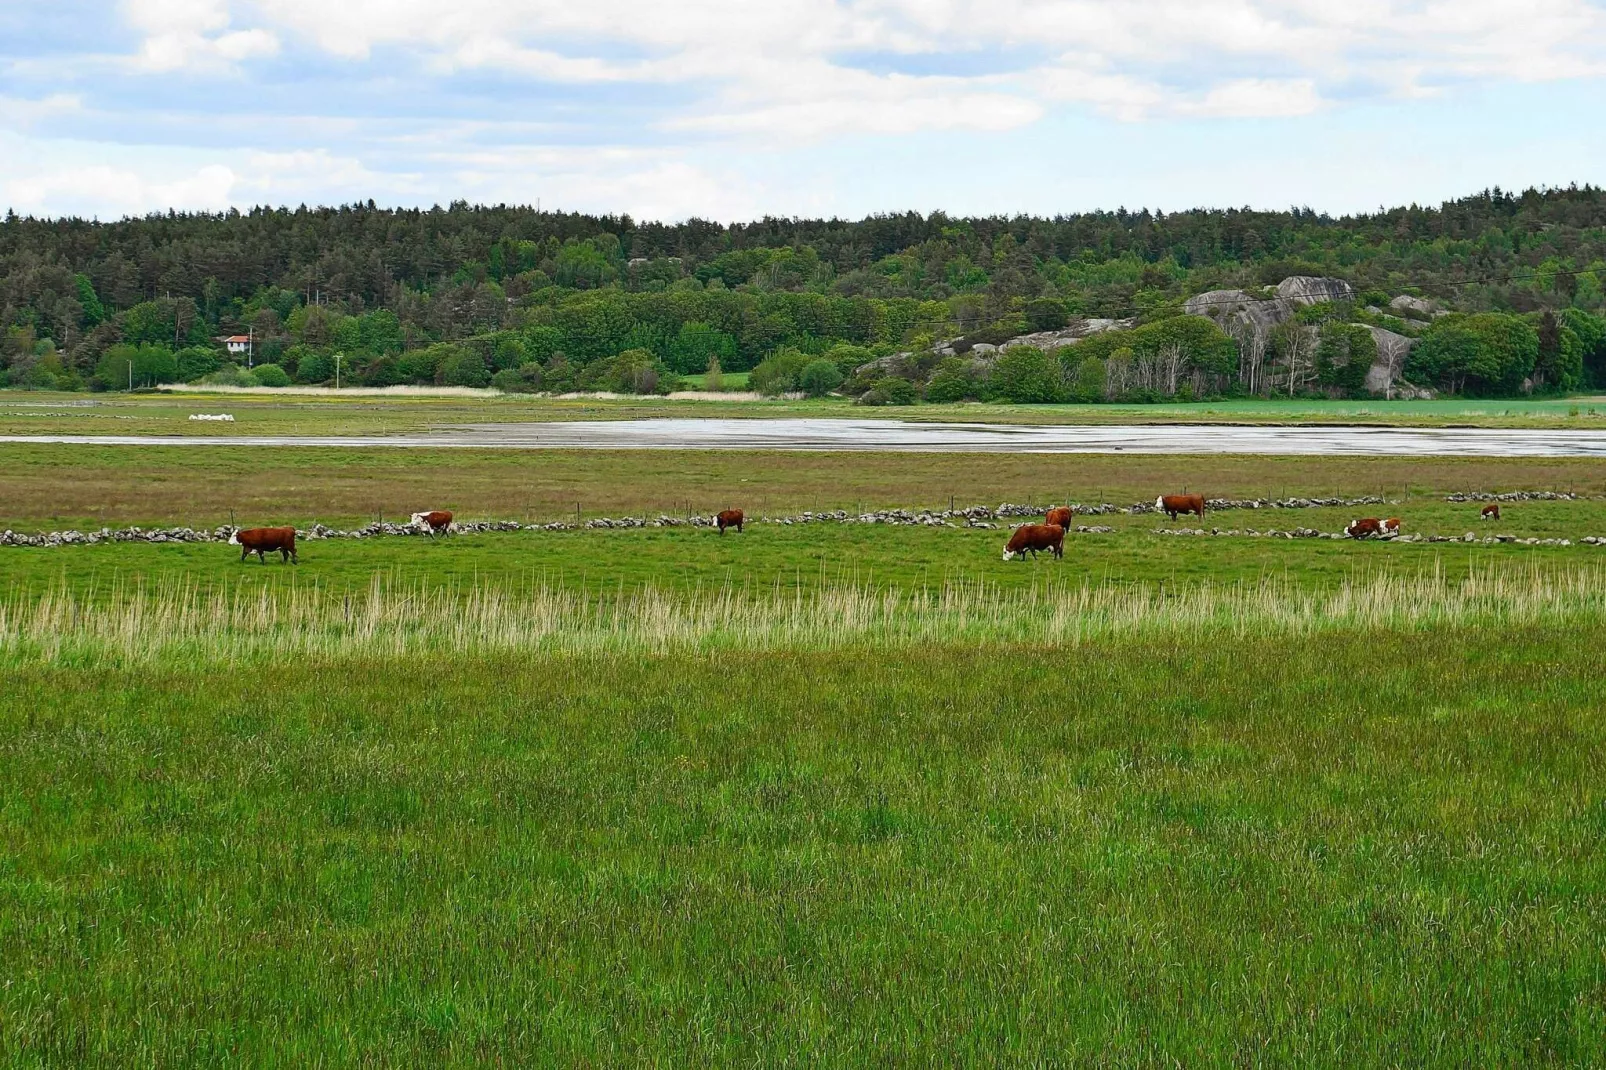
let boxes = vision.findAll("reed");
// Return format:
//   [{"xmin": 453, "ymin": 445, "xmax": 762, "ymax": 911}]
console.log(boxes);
[{"xmin": 6, "ymin": 563, "xmax": 1605, "ymax": 664}]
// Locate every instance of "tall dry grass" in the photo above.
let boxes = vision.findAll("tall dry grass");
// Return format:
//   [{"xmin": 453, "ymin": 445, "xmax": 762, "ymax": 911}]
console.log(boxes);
[{"xmin": 5, "ymin": 564, "xmax": 1605, "ymax": 665}]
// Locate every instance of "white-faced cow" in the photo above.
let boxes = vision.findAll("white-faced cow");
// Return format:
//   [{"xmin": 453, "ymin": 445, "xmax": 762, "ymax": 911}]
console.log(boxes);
[
  {"xmin": 229, "ymin": 526, "xmax": 298, "ymax": 564},
  {"xmin": 1003, "ymin": 523, "xmax": 1064, "ymax": 561},
  {"xmin": 411, "ymin": 510, "xmax": 454, "ymax": 537},
  {"xmin": 1156, "ymin": 494, "xmax": 1206, "ymax": 521}
]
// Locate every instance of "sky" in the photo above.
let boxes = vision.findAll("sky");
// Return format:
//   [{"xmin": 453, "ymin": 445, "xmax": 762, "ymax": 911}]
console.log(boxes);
[{"xmin": 1, "ymin": 0, "xmax": 1604, "ymax": 223}]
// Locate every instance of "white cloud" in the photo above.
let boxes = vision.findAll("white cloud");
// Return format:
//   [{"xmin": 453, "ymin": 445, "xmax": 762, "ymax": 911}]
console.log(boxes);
[
  {"xmin": 122, "ymin": 0, "xmax": 278, "ymax": 71},
  {"xmin": 4, "ymin": 161, "xmax": 237, "ymax": 217}
]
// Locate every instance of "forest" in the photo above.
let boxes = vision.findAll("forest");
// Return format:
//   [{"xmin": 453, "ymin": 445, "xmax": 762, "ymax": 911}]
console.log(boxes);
[{"xmin": 3, "ymin": 185, "xmax": 1606, "ymax": 400}]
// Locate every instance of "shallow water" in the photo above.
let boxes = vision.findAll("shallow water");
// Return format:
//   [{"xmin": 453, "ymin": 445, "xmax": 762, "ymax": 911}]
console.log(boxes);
[{"xmin": 8, "ymin": 418, "xmax": 1606, "ymax": 456}]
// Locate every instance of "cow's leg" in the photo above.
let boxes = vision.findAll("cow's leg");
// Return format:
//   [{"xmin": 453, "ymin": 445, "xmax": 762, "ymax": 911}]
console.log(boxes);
[{"xmin": 240, "ymin": 546, "xmax": 248, "ymax": 563}]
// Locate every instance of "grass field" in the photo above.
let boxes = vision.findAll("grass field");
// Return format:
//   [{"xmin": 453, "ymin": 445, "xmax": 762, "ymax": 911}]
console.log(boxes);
[
  {"xmin": 6, "ymin": 389, "xmax": 1606, "ymax": 440},
  {"xmin": 6, "ymin": 426, "xmax": 1606, "ymax": 1062},
  {"xmin": 3, "ymin": 442, "xmax": 1605, "ymax": 530},
  {"xmin": 2, "ymin": 570, "xmax": 1604, "ymax": 1063}
]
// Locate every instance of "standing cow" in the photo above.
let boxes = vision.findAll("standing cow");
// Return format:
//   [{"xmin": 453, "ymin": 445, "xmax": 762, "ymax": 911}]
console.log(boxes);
[
  {"xmin": 411, "ymin": 510, "xmax": 454, "ymax": 537},
  {"xmin": 1156, "ymin": 494, "xmax": 1206, "ymax": 521},
  {"xmin": 1003, "ymin": 523, "xmax": 1064, "ymax": 561},
  {"xmin": 1481, "ymin": 504, "xmax": 1501, "ymax": 521},
  {"xmin": 717, "ymin": 509, "xmax": 744, "ymax": 535},
  {"xmin": 1045, "ymin": 505, "xmax": 1074, "ymax": 530},
  {"xmin": 229, "ymin": 526, "xmax": 298, "ymax": 564}
]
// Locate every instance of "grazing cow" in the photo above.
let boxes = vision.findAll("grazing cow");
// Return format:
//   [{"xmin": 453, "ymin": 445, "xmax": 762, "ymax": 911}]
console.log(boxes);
[
  {"xmin": 411, "ymin": 510, "xmax": 454, "ymax": 536},
  {"xmin": 1156, "ymin": 494, "xmax": 1206, "ymax": 521},
  {"xmin": 1344, "ymin": 517, "xmax": 1383, "ymax": 539},
  {"xmin": 1481, "ymin": 503, "xmax": 1501, "ymax": 521},
  {"xmin": 1380, "ymin": 517, "xmax": 1401, "ymax": 536},
  {"xmin": 229, "ymin": 526, "xmax": 298, "ymax": 564},
  {"xmin": 1003, "ymin": 523, "xmax": 1064, "ymax": 561},
  {"xmin": 717, "ymin": 509, "xmax": 744, "ymax": 535},
  {"xmin": 1045, "ymin": 505, "xmax": 1074, "ymax": 530}
]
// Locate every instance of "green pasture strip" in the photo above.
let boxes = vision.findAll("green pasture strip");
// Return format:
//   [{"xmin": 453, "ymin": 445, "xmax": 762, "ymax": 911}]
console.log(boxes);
[
  {"xmin": 2, "ymin": 440, "xmax": 1605, "ymax": 530},
  {"xmin": 1, "ymin": 629, "xmax": 1603, "ymax": 1063},
  {"xmin": 6, "ymin": 390, "xmax": 1606, "ymax": 439},
  {"xmin": 2, "ymin": 522, "xmax": 1604, "ymax": 601}
]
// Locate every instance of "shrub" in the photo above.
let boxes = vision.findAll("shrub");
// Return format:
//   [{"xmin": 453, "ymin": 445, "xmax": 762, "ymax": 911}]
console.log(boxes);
[
  {"xmin": 294, "ymin": 351, "xmax": 336, "ymax": 384},
  {"xmin": 491, "ymin": 336, "xmax": 529, "ymax": 371},
  {"xmin": 491, "ymin": 364, "xmax": 543, "ymax": 393},
  {"xmin": 798, "ymin": 359, "xmax": 844, "ymax": 397},
  {"xmin": 198, "ymin": 365, "xmax": 255, "ymax": 387},
  {"xmin": 925, "ymin": 358, "xmax": 975, "ymax": 403},
  {"xmin": 1071, "ymin": 356, "xmax": 1106, "ymax": 402},
  {"xmin": 703, "ymin": 355, "xmax": 724, "ymax": 392},
  {"xmin": 992, "ymin": 346, "xmax": 1064, "ymax": 403},
  {"xmin": 250, "ymin": 363, "xmax": 292, "ymax": 387},
  {"xmin": 579, "ymin": 349, "xmax": 678, "ymax": 395},
  {"xmin": 361, "ymin": 355, "xmax": 403, "ymax": 387},
  {"xmin": 856, "ymin": 376, "xmax": 919, "ymax": 406},
  {"xmin": 175, "ymin": 346, "xmax": 222, "ymax": 383},
  {"xmin": 749, "ymin": 347, "xmax": 811, "ymax": 396},
  {"xmin": 543, "ymin": 354, "xmax": 576, "ymax": 393},
  {"xmin": 1025, "ymin": 298, "xmax": 1069, "ymax": 333},
  {"xmin": 438, "ymin": 349, "xmax": 491, "ymax": 387}
]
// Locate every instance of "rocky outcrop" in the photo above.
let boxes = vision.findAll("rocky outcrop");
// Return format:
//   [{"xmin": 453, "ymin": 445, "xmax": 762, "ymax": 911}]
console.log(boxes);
[
  {"xmin": 996, "ymin": 318, "xmax": 1134, "ymax": 352},
  {"xmin": 1389, "ymin": 295, "xmax": 1438, "ymax": 318},
  {"xmin": 1360, "ymin": 326, "xmax": 1431, "ymax": 398},
  {"xmin": 1277, "ymin": 275, "xmax": 1356, "ymax": 306}
]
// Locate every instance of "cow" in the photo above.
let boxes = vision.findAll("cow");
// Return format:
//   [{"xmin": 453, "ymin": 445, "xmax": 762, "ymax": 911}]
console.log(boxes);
[
  {"xmin": 1380, "ymin": 517, "xmax": 1401, "ymax": 536},
  {"xmin": 717, "ymin": 509, "xmax": 744, "ymax": 535},
  {"xmin": 1481, "ymin": 503, "xmax": 1501, "ymax": 521},
  {"xmin": 229, "ymin": 526, "xmax": 298, "ymax": 564},
  {"xmin": 1003, "ymin": 523, "xmax": 1064, "ymax": 561},
  {"xmin": 1344, "ymin": 517, "xmax": 1384, "ymax": 539},
  {"xmin": 1156, "ymin": 494, "xmax": 1206, "ymax": 521},
  {"xmin": 411, "ymin": 510, "xmax": 454, "ymax": 537},
  {"xmin": 1045, "ymin": 505, "xmax": 1074, "ymax": 530}
]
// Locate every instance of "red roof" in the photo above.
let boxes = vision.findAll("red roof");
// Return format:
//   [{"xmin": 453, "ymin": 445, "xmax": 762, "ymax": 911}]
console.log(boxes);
[{"xmin": 221, "ymin": 335, "xmax": 251, "ymax": 343}]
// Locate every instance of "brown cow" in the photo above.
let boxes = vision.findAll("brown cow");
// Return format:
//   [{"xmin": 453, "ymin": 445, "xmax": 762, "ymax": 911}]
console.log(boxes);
[
  {"xmin": 1003, "ymin": 523, "xmax": 1064, "ymax": 561},
  {"xmin": 1045, "ymin": 505, "xmax": 1074, "ymax": 530},
  {"xmin": 717, "ymin": 509, "xmax": 744, "ymax": 535},
  {"xmin": 1344, "ymin": 517, "xmax": 1383, "ymax": 539},
  {"xmin": 229, "ymin": 526, "xmax": 298, "ymax": 564},
  {"xmin": 411, "ymin": 510, "xmax": 454, "ymax": 536},
  {"xmin": 1481, "ymin": 503, "xmax": 1501, "ymax": 521},
  {"xmin": 1380, "ymin": 517, "xmax": 1401, "ymax": 536},
  {"xmin": 1156, "ymin": 494, "xmax": 1206, "ymax": 521}
]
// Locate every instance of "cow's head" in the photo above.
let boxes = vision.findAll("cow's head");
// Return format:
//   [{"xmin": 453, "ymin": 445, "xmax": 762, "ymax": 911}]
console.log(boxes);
[
  {"xmin": 409, "ymin": 512, "xmax": 429, "ymax": 528},
  {"xmin": 227, "ymin": 530, "xmax": 240, "ymax": 545},
  {"xmin": 1155, "ymin": 496, "xmax": 1164, "ymax": 510},
  {"xmin": 1001, "ymin": 548, "xmax": 1014, "ymax": 562}
]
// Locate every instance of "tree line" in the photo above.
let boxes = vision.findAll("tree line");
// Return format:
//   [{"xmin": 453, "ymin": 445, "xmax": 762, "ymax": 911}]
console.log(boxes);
[{"xmin": 3, "ymin": 186, "xmax": 1606, "ymax": 398}]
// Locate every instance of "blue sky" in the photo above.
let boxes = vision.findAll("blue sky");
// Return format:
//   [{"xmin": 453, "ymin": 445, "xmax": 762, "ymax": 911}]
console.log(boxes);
[{"xmin": 2, "ymin": 0, "xmax": 1604, "ymax": 222}]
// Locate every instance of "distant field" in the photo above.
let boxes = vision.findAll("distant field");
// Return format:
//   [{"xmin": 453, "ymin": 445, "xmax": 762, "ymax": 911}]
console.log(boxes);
[
  {"xmin": 2, "ymin": 442, "xmax": 1604, "ymax": 530},
  {"xmin": 5, "ymin": 390, "xmax": 1606, "ymax": 440},
  {"xmin": 2, "ymin": 571, "xmax": 1604, "ymax": 1062}
]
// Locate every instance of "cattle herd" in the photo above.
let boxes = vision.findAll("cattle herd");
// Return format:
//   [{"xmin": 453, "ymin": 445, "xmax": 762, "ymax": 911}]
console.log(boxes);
[{"xmin": 225, "ymin": 496, "xmax": 1507, "ymax": 564}]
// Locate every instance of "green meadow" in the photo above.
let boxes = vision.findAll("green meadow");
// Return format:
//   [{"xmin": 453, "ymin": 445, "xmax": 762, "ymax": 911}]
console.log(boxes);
[{"xmin": 4, "ymin": 435, "xmax": 1606, "ymax": 1064}]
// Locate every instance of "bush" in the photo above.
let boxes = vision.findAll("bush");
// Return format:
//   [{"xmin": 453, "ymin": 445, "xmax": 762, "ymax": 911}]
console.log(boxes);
[
  {"xmin": 579, "ymin": 349, "xmax": 679, "ymax": 395},
  {"xmin": 250, "ymin": 363, "xmax": 292, "ymax": 387},
  {"xmin": 925, "ymin": 358, "xmax": 976, "ymax": 403},
  {"xmin": 1070, "ymin": 356, "xmax": 1106, "ymax": 402},
  {"xmin": 175, "ymin": 346, "xmax": 222, "ymax": 383},
  {"xmin": 438, "ymin": 349, "xmax": 491, "ymax": 387},
  {"xmin": 198, "ymin": 365, "xmax": 255, "ymax": 387},
  {"xmin": 798, "ymin": 359, "xmax": 844, "ymax": 397},
  {"xmin": 992, "ymin": 346, "xmax": 1064, "ymax": 403},
  {"xmin": 856, "ymin": 376, "xmax": 919, "ymax": 406},
  {"xmin": 491, "ymin": 337, "xmax": 529, "ymax": 371},
  {"xmin": 543, "ymin": 354, "xmax": 577, "ymax": 393},
  {"xmin": 361, "ymin": 355, "xmax": 404, "ymax": 387},
  {"xmin": 491, "ymin": 364, "xmax": 543, "ymax": 393},
  {"xmin": 703, "ymin": 355, "xmax": 724, "ymax": 392},
  {"xmin": 749, "ymin": 347, "xmax": 811, "ymax": 396},
  {"xmin": 295, "ymin": 351, "xmax": 335, "ymax": 384}
]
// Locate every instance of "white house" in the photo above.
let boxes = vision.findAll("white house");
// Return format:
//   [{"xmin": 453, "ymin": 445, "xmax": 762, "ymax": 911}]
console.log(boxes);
[{"xmin": 220, "ymin": 335, "xmax": 252, "ymax": 357}]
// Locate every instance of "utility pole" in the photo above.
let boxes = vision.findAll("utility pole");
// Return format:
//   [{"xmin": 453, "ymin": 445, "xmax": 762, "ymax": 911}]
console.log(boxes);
[{"xmin": 335, "ymin": 352, "xmax": 342, "ymax": 390}]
